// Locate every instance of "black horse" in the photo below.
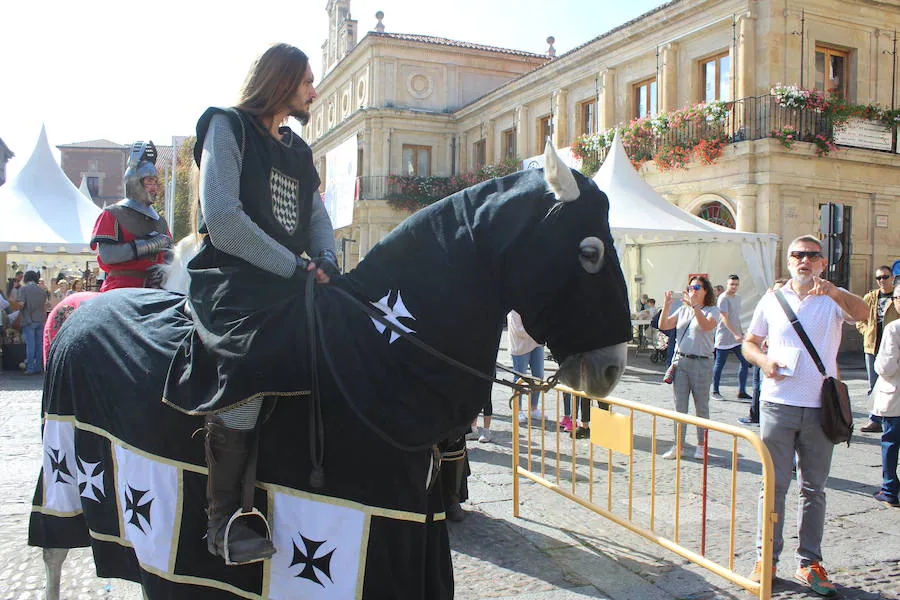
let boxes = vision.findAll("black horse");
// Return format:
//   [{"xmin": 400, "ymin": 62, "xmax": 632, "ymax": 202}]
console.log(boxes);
[{"xmin": 29, "ymin": 143, "xmax": 632, "ymax": 599}]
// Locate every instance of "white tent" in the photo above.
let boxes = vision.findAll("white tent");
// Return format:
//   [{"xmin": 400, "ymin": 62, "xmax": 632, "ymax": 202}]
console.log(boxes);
[
  {"xmin": 593, "ymin": 133, "xmax": 778, "ymax": 323},
  {"xmin": 0, "ymin": 125, "xmax": 101, "ymax": 254}
]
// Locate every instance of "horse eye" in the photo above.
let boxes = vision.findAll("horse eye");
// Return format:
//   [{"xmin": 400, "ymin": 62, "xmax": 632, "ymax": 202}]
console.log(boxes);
[{"xmin": 578, "ymin": 237, "xmax": 605, "ymax": 274}]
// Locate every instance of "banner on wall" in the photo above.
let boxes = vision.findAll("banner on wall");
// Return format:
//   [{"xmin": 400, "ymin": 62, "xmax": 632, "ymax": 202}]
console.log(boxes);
[
  {"xmin": 324, "ymin": 134, "xmax": 358, "ymax": 229},
  {"xmin": 833, "ymin": 118, "xmax": 893, "ymax": 151},
  {"xmin": 522, "ymin": 146, "xmax": 580, "ymax": 171}
]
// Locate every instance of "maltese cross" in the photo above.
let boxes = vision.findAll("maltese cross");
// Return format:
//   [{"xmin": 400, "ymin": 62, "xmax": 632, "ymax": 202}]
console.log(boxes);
[
  {"xmin": 290, "ymin": 533, "xmax": 335, "ymax": 587},
  {"xmin": 76, "ymin": 457, "xmax": 105, "ymax": 503},
  {"xmin": 47, "ymin": 447, "xmax": 73, "ymax": 484},
  {"xmin": 124, "ymin": 485, "xmax": 153, "ymax": 534},
  {"xmin": 370, "ymin": 290, "xmax": 417, "ymax": 344}
]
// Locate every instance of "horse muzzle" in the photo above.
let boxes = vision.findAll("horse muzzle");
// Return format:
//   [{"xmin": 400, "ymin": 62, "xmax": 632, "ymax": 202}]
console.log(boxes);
[{"xmin": 555, "ymin": 343, "xmax": 627, "ymax": 398}]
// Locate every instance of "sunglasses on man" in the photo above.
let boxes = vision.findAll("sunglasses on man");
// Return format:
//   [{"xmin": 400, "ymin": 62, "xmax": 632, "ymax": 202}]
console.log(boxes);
[
  {"xmin": 875, "ymin": 275, "xmax": 892, "ymax": 281},
  {"xmin": 789, "ymin": 251, "xmax": 822, "ymax": 260}
]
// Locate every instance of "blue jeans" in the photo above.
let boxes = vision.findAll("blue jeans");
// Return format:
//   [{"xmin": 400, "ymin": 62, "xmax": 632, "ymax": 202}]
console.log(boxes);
[
  {"xmin": 865, "ymin": 353, "xmax": 883, "ymax": 423},
  {"xmin": 23, "ymin": 322, "xmax": 43, "ymax": 373},
  {"xmin": 512, "ymin": 347, "xmax": 544, "ymax": 410},
  {"xmin": 713, "ymin": 345, "xmax": 749, "ymax": 394},
  {"xmin": 882, "ymin": 416, "xmax": 900, "ymax": 500}
]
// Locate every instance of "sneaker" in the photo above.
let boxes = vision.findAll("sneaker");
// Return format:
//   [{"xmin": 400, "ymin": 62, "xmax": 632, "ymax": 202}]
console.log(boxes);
[
  {"xmin": 465, "ymin": 427, "xmax": 480, "ymax": 441},
  {"xmin": 711, "ymin": 391, "xmax": 724, "ymax": 400},
  {"xmin": 749, "ymin": 559, "xmax": 777, "ymax": 583},
  {"xmin": 860, "ymin": 420, "xmax": 883, "ymax": 433},
  {"xmin": 572, "ymin": 426, "xmax": 590, "ymax": 439},
  {"xmin": 737, "ymin": 392, "xmax": 752, "ymax": 400},
  {"xmin": 737, "ymin": 416, "xmax": 759, "ymax": 425},
  {"xmin": 478, "ymin": 429, "xmax": 492, "ymax": 443},
  {"xmin": 517, "ymin": 412, "xmax": 527, "ymax": 424},
  {"xmin": 560, "ymin": 416, "xmax": 574, "ymax": 432},
  {"xmin": 794, "ymin": 561, "xmax": 836, "ymax": 596},
  {"xmin": 530, "ymin": 409, "xmax": 543, "ymax": 421},
  {"xmin": 662, "ymin": 446, "xmax": 682, "ymax": 460},
  {"xmin": 873, "ymin": 491, "xmax": 900, "ymax": 507},
  {"xmin": 693, "ymin": 444, "xmax": 706, "ymax": 460}
]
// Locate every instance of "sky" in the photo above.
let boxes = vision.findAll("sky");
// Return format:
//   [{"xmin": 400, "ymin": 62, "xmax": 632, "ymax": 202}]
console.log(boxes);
[{"xmin": 1, "ymin": 0, "xmax": 666, "ymax": 179}]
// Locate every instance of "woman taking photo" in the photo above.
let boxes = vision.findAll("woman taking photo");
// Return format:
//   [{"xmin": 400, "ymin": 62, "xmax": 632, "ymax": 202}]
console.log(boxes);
[{"xmin": 657, "ymin": 276, "xmax": 720, "ymax": 459}]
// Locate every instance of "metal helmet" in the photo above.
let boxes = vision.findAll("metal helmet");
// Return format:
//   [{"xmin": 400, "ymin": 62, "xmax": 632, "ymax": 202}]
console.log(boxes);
[{"xmin": 124, "ymin": 140, "xmax": 159, "ymax": 205}]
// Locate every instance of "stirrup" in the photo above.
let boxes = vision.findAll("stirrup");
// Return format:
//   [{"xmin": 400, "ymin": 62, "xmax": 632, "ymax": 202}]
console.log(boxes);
[{"xmin": 222, "ymin": 507, "xmax": 273, "ymax": 566}]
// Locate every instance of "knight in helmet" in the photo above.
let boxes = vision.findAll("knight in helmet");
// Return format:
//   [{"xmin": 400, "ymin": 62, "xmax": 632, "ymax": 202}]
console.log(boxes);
[{"xmin": 90, "ymin": 141, "xmax": 173, "ymax": 291}]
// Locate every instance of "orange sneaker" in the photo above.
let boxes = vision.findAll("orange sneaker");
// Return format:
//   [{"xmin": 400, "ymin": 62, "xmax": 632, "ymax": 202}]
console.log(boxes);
[
  {"xmin": 749, "ymin": 559, "xmax": 776, "ymax": 583},
  {"xmin": 794, "ymin": 561, "xmax": 836, "ymax": 597}
]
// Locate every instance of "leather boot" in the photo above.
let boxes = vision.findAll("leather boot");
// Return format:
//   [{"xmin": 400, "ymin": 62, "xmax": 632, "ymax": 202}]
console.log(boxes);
[
  {"xmin": 443, "ymin": 446, "xmax": 468, "ymax": 522},
  {"xmin": 204, "ymin": 416, "xmax": 276, "ymax": 564}
]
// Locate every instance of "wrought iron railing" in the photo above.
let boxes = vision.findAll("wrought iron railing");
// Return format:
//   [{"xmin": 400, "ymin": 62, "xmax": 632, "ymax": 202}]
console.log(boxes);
[{"xmin": 585, "ymin": 93, "xmax": 894, "ymax": 166}]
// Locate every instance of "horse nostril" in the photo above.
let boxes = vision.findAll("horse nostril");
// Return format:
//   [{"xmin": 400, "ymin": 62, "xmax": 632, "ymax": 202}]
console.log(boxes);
[{"xmin": 604, "ymin": 365, "xmax": 620, "ymax": 383}]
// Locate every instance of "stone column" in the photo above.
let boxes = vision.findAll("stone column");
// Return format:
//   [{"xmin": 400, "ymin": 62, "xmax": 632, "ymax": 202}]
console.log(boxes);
[
  {"xmin": 515, "ymin": 105, "xmax": 529, "ymax": 158},
  {"xmin": 552, "ymin": 88, "xmax": 569, "ymax": 148},
  {"xmin": 733, "ymin": 185, "xmax": 758, "ymax": 232},
  {"xmin": 458, "ymin": 132, "xmax": 468, "ymax": 173},
  {"xmin": 660, "ymin": 43, "xmax": 678, "ymax": 112},
  {"xmin": 485, "ymin": 119, "xmax": 496, "ymax": 165},
  {"xmin": 736, "ymin": 12, "xmax": 757, "ymax": 99},
  {"xmin": 597, "ymin": 69, "xmax": 616, "ymax": 131}
]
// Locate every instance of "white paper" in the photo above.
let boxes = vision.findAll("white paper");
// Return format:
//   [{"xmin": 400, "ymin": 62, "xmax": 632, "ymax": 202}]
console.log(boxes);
[{"xmin": 768, "ymin": 346, "xmax": 800, "ymax": 377}]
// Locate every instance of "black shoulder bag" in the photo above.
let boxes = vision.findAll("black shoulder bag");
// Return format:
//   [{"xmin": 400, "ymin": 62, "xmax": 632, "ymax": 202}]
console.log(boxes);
[{"xmin": 774, "ymin": 290, "xmax": 853, "ymax": 446}]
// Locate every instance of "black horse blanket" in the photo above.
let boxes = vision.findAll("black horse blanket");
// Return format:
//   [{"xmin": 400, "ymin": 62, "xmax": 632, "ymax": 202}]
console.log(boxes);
[{"xmin": 28, "ymin": 287, "xmax": 463, "ymax": 599}]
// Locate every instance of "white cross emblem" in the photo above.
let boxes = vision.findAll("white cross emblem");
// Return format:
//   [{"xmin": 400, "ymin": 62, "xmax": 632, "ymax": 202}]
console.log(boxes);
[{"xmin": 370, "ymin": 290, "xmax": 417, "ymax": 344}]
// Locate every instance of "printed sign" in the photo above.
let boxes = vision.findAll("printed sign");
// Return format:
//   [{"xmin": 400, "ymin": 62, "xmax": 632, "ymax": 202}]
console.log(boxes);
[
  {"xmin": 522, "ymin": 146, "xmax": 581, "ymax": 171},
  {"xmin": 324, "ymin": 135, "xmax": 358, "ymax": 229},
  {"xmin": 833, "ymin": 118, "xmax": 892, "ymax": 151}
]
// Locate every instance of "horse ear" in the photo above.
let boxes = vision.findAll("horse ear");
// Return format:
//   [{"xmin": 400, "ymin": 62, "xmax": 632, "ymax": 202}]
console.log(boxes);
[{"xmin": 543, "ymin": 140, "xmax": 579, "ymax": 202}]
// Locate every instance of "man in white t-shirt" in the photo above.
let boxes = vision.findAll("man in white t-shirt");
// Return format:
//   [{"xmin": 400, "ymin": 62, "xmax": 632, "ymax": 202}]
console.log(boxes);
[{"xmin": 742, "ymin": 235, "xmax": 867, "ymax": 596}]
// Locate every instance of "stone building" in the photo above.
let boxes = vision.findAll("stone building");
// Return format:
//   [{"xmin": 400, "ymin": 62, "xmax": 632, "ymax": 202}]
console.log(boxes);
[{"xmin": 307, "ymin": 0, "xmax": 900, "ymax": 296}]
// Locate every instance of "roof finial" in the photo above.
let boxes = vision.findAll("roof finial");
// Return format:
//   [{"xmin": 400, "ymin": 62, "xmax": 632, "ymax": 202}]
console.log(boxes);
[
  {"xmin": 375, "ymin": 10, "xmax": 385, "ymax": 33},
  {"xmin": 546, "ymin": 36, "xmax": 556, "ymax": 58}
]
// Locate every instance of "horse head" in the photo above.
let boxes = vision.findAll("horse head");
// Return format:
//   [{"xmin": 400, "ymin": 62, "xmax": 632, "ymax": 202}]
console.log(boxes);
[{"xmin": 501, "ymin": 141, "xmax": 631, "ymax": 397}]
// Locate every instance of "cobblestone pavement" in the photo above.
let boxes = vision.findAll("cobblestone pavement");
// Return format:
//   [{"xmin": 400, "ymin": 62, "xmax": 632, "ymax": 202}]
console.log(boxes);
[{"xmin": 3, "ymin": 342, "xmax": 899, "ymax": 599}]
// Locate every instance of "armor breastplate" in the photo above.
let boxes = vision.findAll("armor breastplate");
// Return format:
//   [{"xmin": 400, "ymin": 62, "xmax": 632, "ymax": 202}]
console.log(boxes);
[{"xmin": 105, "ymin": 205, "xmax": 169, "ymax": 238}]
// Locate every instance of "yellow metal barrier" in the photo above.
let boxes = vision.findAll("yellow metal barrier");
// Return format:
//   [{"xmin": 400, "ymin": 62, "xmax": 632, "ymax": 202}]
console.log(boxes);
[{"xmin": 511, "ymin": 384, "xmax": 777, "ymax": 600}]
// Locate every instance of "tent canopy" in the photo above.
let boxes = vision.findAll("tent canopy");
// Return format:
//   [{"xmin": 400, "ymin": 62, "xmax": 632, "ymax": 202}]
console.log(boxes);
[
  {"xmin": 0, "ymin": 126, "xmax": 101, "ymax": 254},
  {"xmin": 593, "ymin": 133, "xmax": 778, "ymax": 321}
]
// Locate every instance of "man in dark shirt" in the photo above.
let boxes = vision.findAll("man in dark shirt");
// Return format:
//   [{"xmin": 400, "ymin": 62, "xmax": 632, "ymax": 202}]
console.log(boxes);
[{"xmin": 18, "ymin": 271, "xmax": 48, "ymax": 375}]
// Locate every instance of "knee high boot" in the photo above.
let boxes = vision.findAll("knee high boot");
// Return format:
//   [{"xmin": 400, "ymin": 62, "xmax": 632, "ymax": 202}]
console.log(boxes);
[
  {"xmin": 440, "ymin": 439, "xmax": 468, "ymax": 522},
  {"xmin": 204, "ymin": 416, "xmax": 276, "ymax": 564}
]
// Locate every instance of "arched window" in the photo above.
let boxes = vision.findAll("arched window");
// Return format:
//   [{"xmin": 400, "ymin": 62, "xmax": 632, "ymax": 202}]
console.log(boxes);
[{"xmin": 697, "ymin": 201, "xmax": 736, "ymax": 229}]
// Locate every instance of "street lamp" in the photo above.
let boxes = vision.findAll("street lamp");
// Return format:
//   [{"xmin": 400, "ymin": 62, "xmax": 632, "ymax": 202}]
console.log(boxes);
[{"xmin": 340, "ymin": 237, "xmax": 356, "ymax": 273}]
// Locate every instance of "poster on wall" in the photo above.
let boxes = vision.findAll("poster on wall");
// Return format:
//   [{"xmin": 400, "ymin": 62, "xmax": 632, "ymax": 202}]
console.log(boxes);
[
  {"xmin": 522, "ymin": 146, "xmax": 581, "ymax": 171},
  {"xmin": 324, "ymin": 134, "xmax": 358, "ymax": 229}
]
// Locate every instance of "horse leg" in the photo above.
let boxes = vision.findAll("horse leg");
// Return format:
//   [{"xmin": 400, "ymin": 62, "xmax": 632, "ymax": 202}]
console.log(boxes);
[{"xmin": 42, "ymin": 547, "xmax": 68, "ymax": 600}]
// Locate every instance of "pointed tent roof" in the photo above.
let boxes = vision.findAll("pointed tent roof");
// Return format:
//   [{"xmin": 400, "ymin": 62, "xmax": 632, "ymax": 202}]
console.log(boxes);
[
  {"xmin": 78, "ymin": 175, "xmax": 92, "ymax": 200},
  {"xmin": 593, "ymin": 132, "xmax": 776, "ymax": 245},
  {"xmin": 0, "ymin": 125, "xmax": 101, "ymax": 253}
]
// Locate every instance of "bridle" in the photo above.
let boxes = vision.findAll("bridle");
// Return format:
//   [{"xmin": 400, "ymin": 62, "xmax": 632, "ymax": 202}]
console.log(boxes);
[{"xmin": 300, "ymin": 266, "xmax": 560, "ymax": 487}]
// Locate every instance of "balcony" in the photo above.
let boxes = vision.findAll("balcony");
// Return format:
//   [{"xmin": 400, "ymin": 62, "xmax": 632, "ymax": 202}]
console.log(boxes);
[{"xmin": 578, "ymin": 93, "xmax": 898, "ymax": 171}]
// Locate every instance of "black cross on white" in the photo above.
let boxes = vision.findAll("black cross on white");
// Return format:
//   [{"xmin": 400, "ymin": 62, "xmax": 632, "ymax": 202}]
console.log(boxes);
[
  {"xmin": 76, "ymin": 456, "xmax": 105, "ymax": 503},
  {"xmin": 290, "ymin": 533, "xmax": 335, "ymax": 587},
  {"xmin": 124, "ymin": 485, "xmax": 153, "ymax": 534},
  {"xmin": 47, "ymin": 447, "xmax": 73, "ymax": 485},
  {"xmin": 370, "ymin": 290, "xmax": 416, "ymax": 344}
]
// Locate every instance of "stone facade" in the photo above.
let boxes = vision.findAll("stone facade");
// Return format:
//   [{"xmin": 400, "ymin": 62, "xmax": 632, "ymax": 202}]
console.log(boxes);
[
  {"xmin": 58, "ymin": 140, "xmax": 128, "ymax": 208},
  {"xmin": 309, "ymin": 0, "xmax": 900, "ymax": 290}
]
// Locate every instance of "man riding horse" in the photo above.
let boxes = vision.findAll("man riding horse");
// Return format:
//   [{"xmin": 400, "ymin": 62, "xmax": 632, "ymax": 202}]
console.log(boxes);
[
  {"xmin": 162, "ymin": 43, "xmax": 339, "ymax": 566},
  {"xmin": 90, "ymin": 141, "xmax": 173, "ymax": 291}
]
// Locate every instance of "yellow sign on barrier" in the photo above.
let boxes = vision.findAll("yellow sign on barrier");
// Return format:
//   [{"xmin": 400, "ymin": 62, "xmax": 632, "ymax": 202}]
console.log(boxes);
[{"xmin": 589, "ymin": 406, "xmax": 632, "ymax": 455}]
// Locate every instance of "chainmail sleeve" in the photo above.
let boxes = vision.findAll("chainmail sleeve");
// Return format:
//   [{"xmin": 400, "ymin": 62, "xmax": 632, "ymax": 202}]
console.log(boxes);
[
  {"xmin": 200, "ymin": 115, "xmax": 297, "ymax": 278},
  {"xmin": 307, "ymin": 192, "xmax": 336, "ymax": 257}
]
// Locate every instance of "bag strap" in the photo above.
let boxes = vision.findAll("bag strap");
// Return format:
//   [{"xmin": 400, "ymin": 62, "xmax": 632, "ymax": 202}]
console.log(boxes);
[
  {"xmin": 674, "ymin": 310, "xmax": 694, "ymax": 349},
  {"xmin": 774, "ymin": 289, "xmax": 827, "ymax": 377}
]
